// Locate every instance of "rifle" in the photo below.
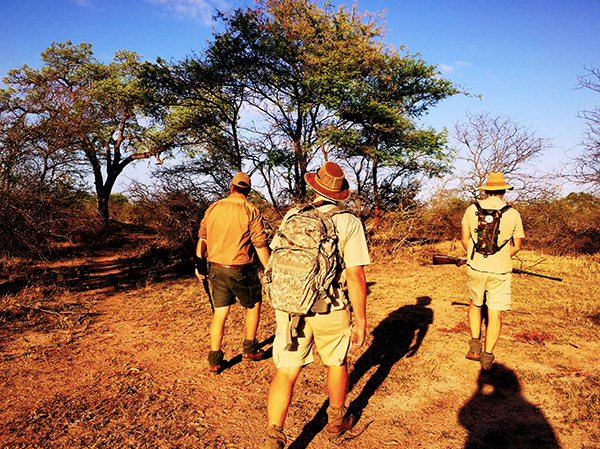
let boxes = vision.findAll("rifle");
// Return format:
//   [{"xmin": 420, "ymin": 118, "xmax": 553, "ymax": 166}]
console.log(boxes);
[
  {"xmin": 183, "ymin": 236, "xmax": 214, "ymax": 313},
  {"xmin": 194, "ymin": 255, "xmax": 214, "ymax": 313},
  {"xmin": 432, "ymin": 254, "xmax": 563, "ymax": 282}
]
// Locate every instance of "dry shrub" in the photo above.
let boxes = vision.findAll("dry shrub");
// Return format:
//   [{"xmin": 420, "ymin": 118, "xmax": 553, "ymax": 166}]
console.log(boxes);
[
  {"xmin": 367, "ymin": 193, "xmax": 468, "ymax": 260},
  {"xmin": 521, "ymin": 192, "xmax": 600, "ymax": 255},
  {"xmin": 0, "ymin": 187, "xmax": 100, "ymax": 259}
]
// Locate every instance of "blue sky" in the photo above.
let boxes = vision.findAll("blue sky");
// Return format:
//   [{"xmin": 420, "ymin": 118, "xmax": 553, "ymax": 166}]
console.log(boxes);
[{"xmin": 1, "ymin": 0, "xmax": 599, "ymax": 191}]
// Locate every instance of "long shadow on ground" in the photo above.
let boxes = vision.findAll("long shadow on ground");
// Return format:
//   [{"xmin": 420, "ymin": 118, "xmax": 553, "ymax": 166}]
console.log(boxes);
[
  {"xmin": 458, "ymin": 363, "xmax": 560, "ymax": 448},
  {"xmin": 288, "ymin": 296, "xmax": 434, "ymax": 449}
]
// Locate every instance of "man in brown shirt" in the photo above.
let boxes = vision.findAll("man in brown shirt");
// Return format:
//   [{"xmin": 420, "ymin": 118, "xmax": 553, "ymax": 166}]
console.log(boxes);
[{"xmin": 196, "ymin": 172, "xmax": 270, "ymax": 374}]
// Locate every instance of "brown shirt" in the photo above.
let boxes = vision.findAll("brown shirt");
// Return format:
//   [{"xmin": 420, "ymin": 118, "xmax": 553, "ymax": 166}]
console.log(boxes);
[{"xmin": 199, "ymin": 195, "xmax": 268, "ymax": 266}]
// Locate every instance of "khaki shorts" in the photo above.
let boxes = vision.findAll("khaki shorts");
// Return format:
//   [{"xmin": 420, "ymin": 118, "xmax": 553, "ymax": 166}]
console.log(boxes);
[
  {"xmin": 466, "ymin": 266, "xmax": 512, "ymax": 311},
  {"xmin": 273, "ymin": 308, "xmax": 352, "ymax": 368}
]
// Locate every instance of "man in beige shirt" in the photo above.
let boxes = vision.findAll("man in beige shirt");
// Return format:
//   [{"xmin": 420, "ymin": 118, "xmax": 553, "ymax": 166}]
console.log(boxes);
[
  {"xmin": 461, "ymin": 172, "xmax": 524, "ymax": 370},
  {"xmin": 263, "ymin": 162, "xmax": 370, "ymax": 449},
  {"xmin": 196, "ymin": 172, "xmax": 270, "ymax": 374}
]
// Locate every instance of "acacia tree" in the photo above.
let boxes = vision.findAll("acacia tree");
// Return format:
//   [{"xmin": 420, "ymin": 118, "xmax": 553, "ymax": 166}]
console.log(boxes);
[
  {"xmin": 204, "ymin": 0, "xmax": 391, "ymax": 201},
  {"xmin": 141, "ymin": 50, "xmax": 254, "ymax": 201},
  {"xmin": 573, "ymin": 66, "xmax": 600, "ymax": 191},
  {"xmin": 330, "ymin": 53, "xmax": 459, "ymax": 224},
  {"xmin": 0, "ymin": 41, "xmax": 172, "ymax": 222},
  {"xmin": 452, "ymin": 111, "xmax": 550, "ymax": 199}
]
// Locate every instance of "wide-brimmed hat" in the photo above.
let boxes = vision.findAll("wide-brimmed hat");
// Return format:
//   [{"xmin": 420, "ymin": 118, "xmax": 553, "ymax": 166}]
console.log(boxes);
[
  {"xmin": 232, "ymin": 172, "xmax": 251, "ymax": 189},
  {"xmin": 304, "ymin": 162, "xmax": 350, "ymax": 201},
  {"xmin": 479, "ymin": 172, "xmax": 513, "ymax": 191}
]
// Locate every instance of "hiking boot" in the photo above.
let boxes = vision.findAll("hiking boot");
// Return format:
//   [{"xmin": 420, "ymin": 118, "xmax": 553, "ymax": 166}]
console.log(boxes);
[
  {"xmin": 208, "ymin": 349, "xmax": 224, "ymax": 375},
  {"xmin": 324, "ymin": 406, "xmax": 355, "ymax": 438},
  {"xmin": 466, "ymin": 338, "xmax": 482, "ymax": 361},
  {"xmin": 242, "ymin": 338, "xmax": 265, "ymax": 362},
  {"xmin": 242, "ymin": 349, "xmax": 265, "ymax": 362},
  {"xmin": 480, "ymin": 351, "xmax": 495, "ymax": 371},
  {"xmin": 208, "ymin": 364, "xmax": 222, "ymax": 375},
  {"xmin": 263, "ymin": 424, "xmax": 286, "ymax": 449}
]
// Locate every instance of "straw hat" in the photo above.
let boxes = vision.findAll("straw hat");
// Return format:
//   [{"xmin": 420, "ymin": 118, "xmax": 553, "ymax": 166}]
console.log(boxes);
[
  {"xmin": 304, "ymin": 162, "xmax": 350, "ymax": 201},
  {"xmin": 478, "ymin": 172, "xmax": 513, "ymax": 191}
]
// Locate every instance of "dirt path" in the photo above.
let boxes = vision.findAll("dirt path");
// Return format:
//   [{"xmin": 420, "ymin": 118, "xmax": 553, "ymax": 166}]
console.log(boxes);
[{"xmin": 0, "ymin": 237, "xmax": 598, "ymax": 448}]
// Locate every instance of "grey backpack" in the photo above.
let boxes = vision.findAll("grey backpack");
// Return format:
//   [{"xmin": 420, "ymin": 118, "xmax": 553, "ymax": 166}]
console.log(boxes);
[{"xmin": 264, "ymin": 203, "xmax": 344, "ymax": 346}]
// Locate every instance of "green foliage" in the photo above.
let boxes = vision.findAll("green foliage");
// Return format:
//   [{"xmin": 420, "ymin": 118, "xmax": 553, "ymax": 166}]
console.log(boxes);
[{"xmin": 0, "ymin": 41, "xmax": 172, "ymax": 222}]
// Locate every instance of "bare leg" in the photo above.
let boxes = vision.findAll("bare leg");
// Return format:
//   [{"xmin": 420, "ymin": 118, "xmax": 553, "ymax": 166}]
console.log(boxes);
[
  {"xmin": 267, "ymin": 366, "xmax": 302, "ymax": 427},
  {"xmin": 327, "ymin": 362, "xmax": 349, "ymax": 408},
  {"xmin": 484, "ymin": 309, "xmax": 502, "ymax": 353},
  {"xmin": 245, "ymin": 300, "xmax": 262, "ymax": 341},
  {"xmin": 468, "ymin": 300, "xmax": 482, "ymax": 339},
  {"xmin": 210, "ymin": 306, "xmax": 231, "ymax": 351}
]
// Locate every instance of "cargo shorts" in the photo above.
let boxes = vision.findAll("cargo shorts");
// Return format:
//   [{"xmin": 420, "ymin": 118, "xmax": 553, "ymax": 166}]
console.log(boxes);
[
  {"xmin": 272, "ymin": 308, "xmax": 352, "ymax": 368},
  {"xmin": 208, "ymin": 264, "xmax": 263, "ymax": 309},
  {"xmin": 466, "ymin": 266, "xmax": 512, "ymax": 311}
]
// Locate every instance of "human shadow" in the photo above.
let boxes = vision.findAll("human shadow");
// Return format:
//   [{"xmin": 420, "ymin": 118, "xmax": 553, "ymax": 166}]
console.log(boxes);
[
  {"xmin": 458, "ymin": 363, "xmax": 561, "ymax": 449},
  {"xmin": 288, "ymin": 296, "xmax": 434, "ymax": 448}
]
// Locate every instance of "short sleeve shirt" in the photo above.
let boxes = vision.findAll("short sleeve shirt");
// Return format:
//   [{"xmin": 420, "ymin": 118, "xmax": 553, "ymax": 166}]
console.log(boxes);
[
  {"xmin": 199, "ymin": 195, "xmax": 268, "ymax": 266},
  {"xmin": 462, "ymin": 196, "xmax": 525, "ymax": 274}
]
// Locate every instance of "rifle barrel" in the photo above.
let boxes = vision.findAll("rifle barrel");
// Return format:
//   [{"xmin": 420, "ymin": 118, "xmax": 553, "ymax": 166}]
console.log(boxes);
[{"xmin": 513, "ymin": 269, "xmax": 562, "ymax": 282}]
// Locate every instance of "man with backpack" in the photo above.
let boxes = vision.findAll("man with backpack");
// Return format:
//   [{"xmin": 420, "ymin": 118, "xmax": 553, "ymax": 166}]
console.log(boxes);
[
  {"xmin": 461, "ymin": 172, "xmax": 524, "ymax": 371},
  {"xmin": 262, "ymin": 162, "xmax": 370, "ymax": 449},
  {"xmin": 195, "ymin": 172, "xmax": 270, "ymax": 374}
]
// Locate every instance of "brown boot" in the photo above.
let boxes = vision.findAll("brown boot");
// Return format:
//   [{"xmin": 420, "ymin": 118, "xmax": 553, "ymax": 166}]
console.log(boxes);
[
  {"xmin": 324, "ymin": 406, "xmax": 355, "ymax": 438},
  {"xmin": 466, "ymin": 338, "xmax": 482, "ymax": 361},
  {"xmin": 480, "ymin": 351, "xmax": 495, "ymax": 371},
  {"xmin": 263, "ymin": 424, "xmax": 286, "ymax": 449},
  {"xmin": 242, "ymin": 339, "xmax": 266, "ymax": 362}
]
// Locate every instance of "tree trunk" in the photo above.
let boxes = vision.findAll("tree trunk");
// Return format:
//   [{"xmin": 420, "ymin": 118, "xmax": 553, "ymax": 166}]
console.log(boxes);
[{"xmin": 373, "ymin": 158, "xmax": 381, "ymax": 229}]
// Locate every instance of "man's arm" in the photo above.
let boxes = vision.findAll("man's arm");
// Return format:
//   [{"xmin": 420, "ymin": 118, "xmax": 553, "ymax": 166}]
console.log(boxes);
[
  {"xmin": 255, "ymin": 245, "xmax": 270, "ymax": 269},
  {"xmin": 461, "ymin": 220, "xmax": 471, "ymax": 252},
  {"xmin": 195, "ymin": 238, "xmax": 207, "ymax": 281},
  {"xmin": 510, "ymin": 237, "xmax": 522, "ymax": 257},
  {"xmin": 346, "ymin": 265, "xmax": 367, "ymax": 350}
]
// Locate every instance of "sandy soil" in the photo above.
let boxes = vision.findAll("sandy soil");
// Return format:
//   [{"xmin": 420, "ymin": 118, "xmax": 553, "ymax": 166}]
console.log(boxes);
[{"xmin": 0, "ymin": 234, "xmax": 598, "ymax": 448}]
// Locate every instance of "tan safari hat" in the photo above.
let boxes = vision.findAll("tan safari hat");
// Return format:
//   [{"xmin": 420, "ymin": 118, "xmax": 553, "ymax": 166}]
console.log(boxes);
[
  {"xmin": 232, "ymin": 172, "xmax": 251, "ymax": 189},
  {"xmin": 304, "ymin": 162, "xmax": 350, "ymax": 201},
  {"xmin": 478, "ymin": 172, "xmax": 513, "ymax": 191}
]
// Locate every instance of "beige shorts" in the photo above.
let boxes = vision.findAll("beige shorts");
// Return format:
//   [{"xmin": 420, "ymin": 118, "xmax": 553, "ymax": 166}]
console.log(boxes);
[
  {"xmin": 466, "ymin": 266, "xmax": 512, "ymax": 311},
  {"xmin": 273, "ymin": 308, "xmax": 352, "ymax": 368}
]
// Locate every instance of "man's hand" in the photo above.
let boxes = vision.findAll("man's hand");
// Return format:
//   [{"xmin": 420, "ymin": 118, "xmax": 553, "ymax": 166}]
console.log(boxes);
[
  {"xmin": 195, "ymin": 267, "xmax": 206, "ymax": 282},
  {"xmin": 350, "ymin": 322, "xmax": 366, "ymax": 351}
]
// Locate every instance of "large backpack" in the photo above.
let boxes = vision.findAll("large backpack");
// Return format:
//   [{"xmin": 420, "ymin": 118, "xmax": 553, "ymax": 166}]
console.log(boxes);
[
  {"xmin": 471, "ymin": 202, "xmax": 512, "ymax": 257},
  {"xmin": 263, "ymin": 203, "xmax": 344, "ymax": 347}
]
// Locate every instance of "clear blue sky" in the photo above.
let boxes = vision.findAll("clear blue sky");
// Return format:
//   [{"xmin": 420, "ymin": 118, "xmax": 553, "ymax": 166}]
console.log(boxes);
[{"xmin": 1, "ymin": 0, "xmax": 599, "ymax": 190}]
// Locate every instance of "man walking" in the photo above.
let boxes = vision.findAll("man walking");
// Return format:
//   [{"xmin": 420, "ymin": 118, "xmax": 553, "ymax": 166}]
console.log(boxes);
[
  {"xmin": 263, "ymin": 162, "xmax": 370, "ymax": 449},
  {"xmin": 196, "ymin": 172, "xmax": 270, "ymax": 374},
  {"xmin": 461, "ymin": 172, "xmax": 524, "ymax": 371}
]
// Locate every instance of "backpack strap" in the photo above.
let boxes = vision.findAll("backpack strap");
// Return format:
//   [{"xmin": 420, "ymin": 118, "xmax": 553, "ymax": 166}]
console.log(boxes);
[{"xmin": 495, "ymin": 204, "xmax": 513, "ymax": 251}]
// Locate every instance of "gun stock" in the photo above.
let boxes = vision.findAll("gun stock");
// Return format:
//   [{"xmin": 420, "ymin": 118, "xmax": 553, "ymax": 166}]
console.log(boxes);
[{"xmin": 432, "ymin": 254, "xmax": 467, "ymax": 266}]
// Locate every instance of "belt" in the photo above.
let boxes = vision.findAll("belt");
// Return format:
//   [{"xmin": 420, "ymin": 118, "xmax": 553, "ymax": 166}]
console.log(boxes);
[{"xmin": 210, "ymin": 262, "xmax": 250, "ymax": 269}]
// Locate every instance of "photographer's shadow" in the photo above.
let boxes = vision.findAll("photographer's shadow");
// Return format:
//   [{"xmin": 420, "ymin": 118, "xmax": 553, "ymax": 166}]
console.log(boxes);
[
  {"xmin": 458, "ymin": 363, "xmax": 560, "ymax": 448},
  {"xmin": 288, "ymin": 296, "xmax": 433, "ymax": 448}
]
